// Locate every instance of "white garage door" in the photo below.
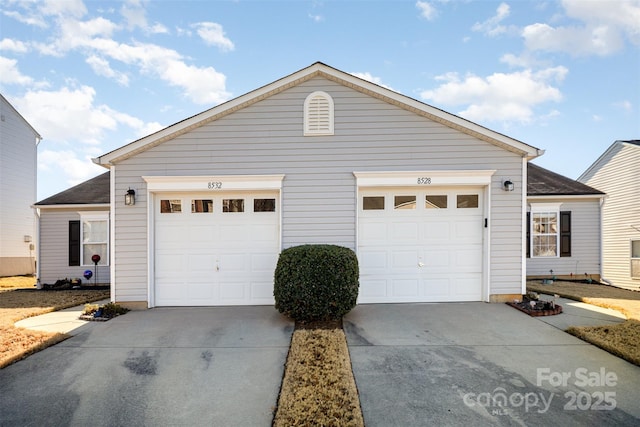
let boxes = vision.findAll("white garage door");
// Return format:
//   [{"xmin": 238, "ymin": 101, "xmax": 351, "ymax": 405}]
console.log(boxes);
[
  {"xmin": 153, "ymin": 191, "xmax": 279, "ymax": 306},
  {"xmin": 358, "ymin": 187, "xmax": 484, "ymax": 303}
]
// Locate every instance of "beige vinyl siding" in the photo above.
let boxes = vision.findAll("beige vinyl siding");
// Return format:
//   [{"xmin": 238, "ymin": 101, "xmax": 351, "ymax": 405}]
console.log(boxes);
[
  {"xmin": 112, "ymin": 77, "xmax": 526, "ymax": 301},
  {"xmin": 581, "ymin": 143, "xmax": 640, "ymax": 290},
  {"xmin": 526, "ymin": 198, "xmax": 601, "ymax": 277},
  {"xmin": 38, "ymin": 208, "xmax": 111, "ymax": 285},
  {"xmin": 0, "ymin": 97, "xmax": 38, "ymax": 275}
]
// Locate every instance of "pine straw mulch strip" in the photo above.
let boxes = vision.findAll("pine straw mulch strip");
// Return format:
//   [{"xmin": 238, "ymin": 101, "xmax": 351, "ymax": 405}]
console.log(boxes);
[
  {"xmin": 273, "ymin": 327, "xmax": 364, "ymax": 427},
  {"xmin": 527, "ymin": 280, "xmax": 640, "ymax": 367}
]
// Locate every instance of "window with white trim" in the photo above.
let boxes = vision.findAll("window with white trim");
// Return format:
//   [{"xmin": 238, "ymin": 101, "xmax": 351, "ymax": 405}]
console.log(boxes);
[
  {"xmin": 304, "ymin": 91, "xmax": 334, "ymax": 135},
  {"xmin": 80, "ymin": 213, "xmax": 109, "ymax": 266},
  {"xmin": 529, "ymin": 203, "xmax": 562, "ymax": 258},
  {"xmin": 632, "ymin": 240, "xmax": 640, "ymax": 279}
]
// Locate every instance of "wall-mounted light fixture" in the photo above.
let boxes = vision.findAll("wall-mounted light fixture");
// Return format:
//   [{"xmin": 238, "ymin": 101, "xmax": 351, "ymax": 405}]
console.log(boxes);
[
  {"xmin": 503, "ymin": 179, "xmax": 514, "ymax": 192},
  {"xmin": 124, "ymin": 188, "xmax": 136, "ymax": 205}
]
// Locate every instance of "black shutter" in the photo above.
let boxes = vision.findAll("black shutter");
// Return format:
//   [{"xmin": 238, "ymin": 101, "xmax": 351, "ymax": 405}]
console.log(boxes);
[
  {"xmin": 560, "ymin": 211, "xmax": 571, "ymax": 257},
  {"xmin": 69, "ymin": 220, "xmax": 80, "ymax": 266},
  {"xmin": 526, "ymin": 212, "xmax": 531, "ymax": 258}
]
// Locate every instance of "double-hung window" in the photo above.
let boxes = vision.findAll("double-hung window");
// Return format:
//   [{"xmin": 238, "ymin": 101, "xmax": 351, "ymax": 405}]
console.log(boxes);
[
  {"xmin": 632, "ymin": 240, "xmax": 640, "ymax": 279},
  {"xmin": 528, "ymin": 203, "xmax": 571, "ymax": 258},
  {"xmin": 80, "ymin": 213, "xmax": 109, "ymax": 266}
]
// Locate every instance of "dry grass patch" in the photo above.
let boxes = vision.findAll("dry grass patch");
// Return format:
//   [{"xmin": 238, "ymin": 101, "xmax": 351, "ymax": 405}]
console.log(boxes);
[
  {"xmin": 567, "ymin": 320, "xmax": 640, "ymax": 366},
  {"xmin": 1, "ymin": 278, "xmax": 109, "ymax": 369},
  {"xmin": 274, "ymin": 328, "xmax": 364, "ymax": 427},
  {"xmin": 528, "ymin": 280, "xmax": 640, "ymax": 367},
  {"xmin": 0, "ymin": 275, "xmax": 36, "ymax": 289}
]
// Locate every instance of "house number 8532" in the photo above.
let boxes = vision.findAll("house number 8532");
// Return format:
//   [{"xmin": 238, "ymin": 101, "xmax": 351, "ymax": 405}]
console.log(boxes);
[
  {"xmin": 207, "ymin": 181, "xmax": 222, "ymax": 189},
  {"xmin": 417, "ymin": 177, "xmax": 431, "ymax": 184}
]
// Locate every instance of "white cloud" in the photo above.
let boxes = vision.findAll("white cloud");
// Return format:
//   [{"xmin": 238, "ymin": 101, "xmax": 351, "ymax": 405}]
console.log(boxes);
[
  {"xmin": 12, "ymin": 86, "xmax": 158, "ymax": 144},
  {"xmin": 472, "ymin": 2, "xmax": 510, "ymax": 36},
  {"xmin": 120, "ymin": 0, "xmax": 168, "ymax": 33},
  {"xmin": 38, "ymin": 149, "xmax": 106, "ymax": 187},
  {"xmin": 192, "ymin": 22, "xmax": 235, "ymax": 52},
  {"xmin": 614, "ymin": 100, "xmax": 633, "ymax": 112},
  {"xmin": 308, "ymin": 14, "xmax": 324, "ymax": 23},
  {"xmin": 420, "ymin": 67, "xmax": 568, "ymax": 124},
  {"xmin": 40, "ymin": 0, "xmax": 87, "ymax": 18},
  {"xmin": 522, "ymin": 0, "xmax": 640, "ymax": 56},
  {"xmin": 0, "ymin": 56, "xmax": 34, "ymax": 86},
  {"xmin": 86, "ymin": 55, "xmax": 130, "ymax": 86},
  {"xmin": 0, "ymin": 38, "xmax": 29, "ymax": 53},
  {"xmin": 416, "ymin": 1, "xmax": 437, "ymax": 21},
  {"xmin": 350, "ymin": 72, "xmax": 395, "ymax": 91},
  {"xmin": 2, "ymin": 9, "xmax": 47, "ymax": 28}
]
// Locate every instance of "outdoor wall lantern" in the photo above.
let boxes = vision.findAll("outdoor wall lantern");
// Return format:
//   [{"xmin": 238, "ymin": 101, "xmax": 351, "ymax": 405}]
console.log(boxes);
[
  {"xmin": 503, "ymin": 179, "xmax": 514, "ymax": 192},
  {"xmin": 124, "ymin": 188, "xmax": 136, "ymax": 205}
]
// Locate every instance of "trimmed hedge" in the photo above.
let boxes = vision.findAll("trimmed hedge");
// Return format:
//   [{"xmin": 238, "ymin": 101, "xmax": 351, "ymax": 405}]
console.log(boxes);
[{"xmin": 274, "ymin": 245, "xmax": 359, "ymax": 321}]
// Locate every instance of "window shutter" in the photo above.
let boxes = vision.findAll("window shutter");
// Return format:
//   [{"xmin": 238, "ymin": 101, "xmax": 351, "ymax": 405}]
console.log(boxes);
[
  {"xmin": 526, "ymin": 212, "xmax": 531, "ymax": 258},
  {"xmin": 69, "ymin": 220, "xmax": 80, "ymax": 266},
  {"xmin": 560, "ymin": 211, "xmax": 571, "ymax": 257}
]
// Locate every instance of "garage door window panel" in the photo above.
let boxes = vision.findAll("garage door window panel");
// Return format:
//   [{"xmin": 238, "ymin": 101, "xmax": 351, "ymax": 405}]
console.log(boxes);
[
  {"xmin": 161, "ymin": 199, "xmax": 182, "ymax": 213},
  {"xmin": 457, "ymin": 194, "xmax": 479, "ymax": 209},
  {"xmin": 254, "ymin": 198, "xmax": 276, "ymax": 212},
  {"xmin": 394, "ymin": 195, "xmax": 416, "ymax": 210},
  {"xmin": 363, "ymin": 196, "xmax": 385, "ymax": 210},
  {"xmin": 426, "ymin": 195, "xmax": 447, "ymax": 209},
  {"xmin": 192, "ymin": 199, "xmax": 213, "ymax": 213},
  {"xmin": 223, "ymin": 199, "xmax": 245, "ymax": 213},
  {"xmin": 631, "ymin": 240, "xmax": 640, "ymax": 279}
]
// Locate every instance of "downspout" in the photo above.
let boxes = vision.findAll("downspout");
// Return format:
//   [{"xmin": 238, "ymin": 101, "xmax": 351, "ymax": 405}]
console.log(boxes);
[
  {"xmin": 598, "ymin": 195, "xmax": 613, "ymax": 285},
  {"xmin": 34, "ymin": 207, "xmax": 41, "ymax": 288},
  {"xmin": 521, "ymin": 156, "xmax": 528, "ymax": 295}
]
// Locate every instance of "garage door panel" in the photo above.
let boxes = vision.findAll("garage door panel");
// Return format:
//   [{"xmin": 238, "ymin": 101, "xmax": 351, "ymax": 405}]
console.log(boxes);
[
  {"xmin": 392, "ymin": 279, "xmax": 419, "ymax": 297},
  {"xmin": 360, "ymin": 222, "xmax": 388, "ymax": 242},
  {"xmin": 154, "ymin": 192, "xmax": 279, "ymax": 306},
  {"xmin": 391, "ymin": 222, "xmax": 419, "ymax": 241},
  {"xmin": 359, "ymin": 250, "xmax": 388, "ymax": 270},
  {"xmin": 392, "ymin": 250, "xmax": 419, "ymax": 268},
  {"xmin": 358, "ymin": 187, "xmax": 484, "ymax": 303}
]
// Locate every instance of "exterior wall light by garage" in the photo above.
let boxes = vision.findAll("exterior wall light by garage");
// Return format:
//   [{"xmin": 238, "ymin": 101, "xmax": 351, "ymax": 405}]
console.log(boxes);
[
  {"xmin": 125, "ymin": 188, "xmax": 136, "ymax": 205},
  {"xmin": 503, "ymin": 179, "xmax": 514, "ymax": 192}
]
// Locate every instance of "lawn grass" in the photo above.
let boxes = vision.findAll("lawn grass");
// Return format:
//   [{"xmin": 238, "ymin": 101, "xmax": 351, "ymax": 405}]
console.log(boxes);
[
  {"xmin": 0, "ymin": 277, "xmax": 109, "ymax": 369},
  {"xmin": 527, "ymin": 280, "xmax": 640, "ymax": 366},
  {"xmin": 273, "ymin": 327, "xmax": 364, "ymax": 427}
]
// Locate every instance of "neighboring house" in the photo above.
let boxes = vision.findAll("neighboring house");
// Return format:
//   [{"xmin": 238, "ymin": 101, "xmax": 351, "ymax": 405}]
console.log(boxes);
[
  {"xmin": 578, "ymin": 140, "xmax": 640, "ymax": 291},
  {"xmin": 0, "ymin": 94, "xmax": 41, "ymax": 277},
  {"xmin": 86, "ymin": 62, "xmax": 544, "ymax": 309},
  {"xmin": 33, "ymin": 171, "xmax": 111, "ymax": 286},
  {"xmin": 526, "ymin": 162, "xmax": 604, "ymax": 280}
]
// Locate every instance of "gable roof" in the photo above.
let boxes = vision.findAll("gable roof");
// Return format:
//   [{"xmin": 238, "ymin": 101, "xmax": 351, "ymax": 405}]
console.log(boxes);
[
  {"xmin": 528, "ymin": 163, "xmax": 603, "ymax": 196},
  {"xmin": 34, "ymin": 171, "xmax": 110, "ymax": 206},
  {"xmin": 578, "ymin": 139, "xmax": 640, "ymax": 182},
  {"xmin": 93, "ymin": 62, "xmax": 543, "ymax": 167}
]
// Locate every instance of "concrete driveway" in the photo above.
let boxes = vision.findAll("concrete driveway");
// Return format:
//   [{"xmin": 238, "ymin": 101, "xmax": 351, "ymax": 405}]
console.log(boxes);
[
  {"xmin": 345, "ymin": 300, "xmax": 640, "ymax": 426},
  {"xmin": 1, "ymin": 306, "xmax": 293, "ymax": 426}
]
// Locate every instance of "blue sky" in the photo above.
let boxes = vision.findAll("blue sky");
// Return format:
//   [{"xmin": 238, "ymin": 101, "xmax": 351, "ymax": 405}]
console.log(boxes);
[{"xmin": 1, "ymin": 0, "xmax": 638, "ymax": 200}]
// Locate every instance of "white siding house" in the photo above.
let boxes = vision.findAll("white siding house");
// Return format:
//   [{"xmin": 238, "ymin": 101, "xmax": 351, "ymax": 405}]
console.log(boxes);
[
  {"xmin": 526, "ymin": 163, "xmax": 604, "ymax": 280},
  {"xmin": 34, "ymin": 172, "xmax": 111, "ymax": 286},
  {"xmin": 578, "ymin": 140, "xmax": 640, "ymax": 291},
  {"xmin": 0, "ymin": 94, "xmax": 41, "ymax": 277},
  {"xmin": 90, "ymin": 63, "xmax": 543, "ymax": 309}
]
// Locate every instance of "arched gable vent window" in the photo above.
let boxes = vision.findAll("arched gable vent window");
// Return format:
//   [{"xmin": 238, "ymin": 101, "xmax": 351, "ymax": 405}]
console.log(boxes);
[{"xmin": 304, "ymin": 91, "xmax": 334, "ymax": 136}]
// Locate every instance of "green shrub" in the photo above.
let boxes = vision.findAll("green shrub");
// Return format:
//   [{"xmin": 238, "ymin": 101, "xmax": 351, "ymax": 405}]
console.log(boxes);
[
  {"xmin": 274, "ymin": 245, "xmax": 359, "ymax": 321},
  {"xmin": 102, "ymin": 302, "xmax": 129, "ymax": 317}
]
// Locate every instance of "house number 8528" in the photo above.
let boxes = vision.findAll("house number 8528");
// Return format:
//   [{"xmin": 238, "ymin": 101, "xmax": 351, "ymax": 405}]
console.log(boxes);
[{"xmin": 417, "ymin": 177, "xmax": 431, "ymax": 184}]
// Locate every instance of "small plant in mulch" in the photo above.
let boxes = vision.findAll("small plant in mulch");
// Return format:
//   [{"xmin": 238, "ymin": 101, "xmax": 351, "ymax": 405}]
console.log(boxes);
[
  {"xmin": 507, "ymin": 292, "xmax": 562, "ymax": 317},
  {"xmin": 80, "ymin": 302, "xmax": 129, "ymax": 321}
]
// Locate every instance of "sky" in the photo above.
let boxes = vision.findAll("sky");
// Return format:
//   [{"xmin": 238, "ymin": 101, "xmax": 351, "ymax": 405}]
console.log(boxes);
[{"xmin": 1, "ymin": 0, "xmax": 639, "ymax": 200}]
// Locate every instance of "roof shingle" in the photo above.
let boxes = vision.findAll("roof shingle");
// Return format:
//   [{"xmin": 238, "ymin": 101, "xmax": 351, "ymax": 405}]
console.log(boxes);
[
  {"xmin": 35, "ymin": 171, "xmax": 110, "ymax": 205},
  {"xmin": 528, "ymin": 163, "xmax": 603, "ymax": 196}
]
